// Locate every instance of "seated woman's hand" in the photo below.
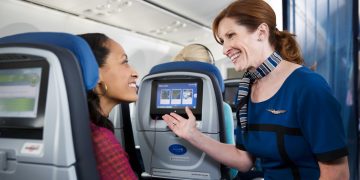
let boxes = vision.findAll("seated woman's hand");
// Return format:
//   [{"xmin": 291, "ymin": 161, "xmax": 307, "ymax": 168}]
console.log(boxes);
[{"xmin": 162, "ymin": 106, "xmax": 197, "ymax": 140}]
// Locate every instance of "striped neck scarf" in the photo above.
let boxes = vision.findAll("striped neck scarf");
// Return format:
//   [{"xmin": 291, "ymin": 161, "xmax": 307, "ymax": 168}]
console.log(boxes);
[{"xmin": 236, "ymin": 51, "xmax": 282, "ymax": 133}]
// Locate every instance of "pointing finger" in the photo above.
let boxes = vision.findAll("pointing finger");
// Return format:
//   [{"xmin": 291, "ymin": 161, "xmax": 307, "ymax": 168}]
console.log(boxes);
[{"xmin": 185, "ymin": 106, "xmax": 196, "ymax": 120}]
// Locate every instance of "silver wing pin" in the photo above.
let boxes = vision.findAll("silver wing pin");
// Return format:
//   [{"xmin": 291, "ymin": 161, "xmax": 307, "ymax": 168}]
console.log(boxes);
[{"xmin": 267, "ymin": 109, "xmax": 287, "ymax": 115}]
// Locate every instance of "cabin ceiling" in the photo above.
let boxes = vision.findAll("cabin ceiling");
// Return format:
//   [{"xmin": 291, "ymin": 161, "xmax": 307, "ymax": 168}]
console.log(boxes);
[{"xmin": 24, "ymin": 0, "xmax": 234, "ymax": 59}]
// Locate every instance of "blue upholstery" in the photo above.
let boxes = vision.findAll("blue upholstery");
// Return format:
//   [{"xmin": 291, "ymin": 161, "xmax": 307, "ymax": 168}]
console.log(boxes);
[
  {"xmin": 223, "ymin": 102, "xmax": 235, "ymax": 145},
  {"xmin": 223, "ymin": 102, "xmax": 238, "ymax": 179},
  {"xmin": 150, "ymin": 61, "xmax": 225, "ymax": 92},
  {"xmin": 0, "ymin": 32, "xmax": 98, "ymax": 90}
]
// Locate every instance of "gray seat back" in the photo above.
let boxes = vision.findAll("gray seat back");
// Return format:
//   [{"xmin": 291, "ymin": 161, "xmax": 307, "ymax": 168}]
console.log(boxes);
[
  {"xmin": 136, "ymin": 61, "xmax": 232, "ymax": 179},
  {"xmin": 0, "ymin": 32, "xmax": 100, "ymax": 180}
]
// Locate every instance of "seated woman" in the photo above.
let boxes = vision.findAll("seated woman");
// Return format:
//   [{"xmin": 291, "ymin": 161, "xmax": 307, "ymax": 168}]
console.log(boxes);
[
  {"xmin": 172, "ymin": 43, "xmax": 215, "ymax": 64},
  {"xmin": 79, "ymin": 33, "xmax": 138, "ymax": 180}
]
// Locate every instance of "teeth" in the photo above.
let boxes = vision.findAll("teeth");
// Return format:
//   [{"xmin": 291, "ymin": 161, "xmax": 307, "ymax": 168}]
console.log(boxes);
[
  {"xmin": 129, "ymin": 83, "xmax": 137, "ymax": 88},
  {"xmin": 230, "ymin": 52, "xmax": 240, "ymax": 61}
]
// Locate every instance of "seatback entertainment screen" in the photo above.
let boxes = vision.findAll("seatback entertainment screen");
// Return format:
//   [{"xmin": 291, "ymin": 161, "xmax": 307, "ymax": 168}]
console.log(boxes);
[
  {"xmin": 150, "ymin": 78, "xmax": 203, "ymax": 120},
  {"xmin": 0, "ymin": 56, "xmax": 49, "ymax": 130},
  {"xmin": 223, "ymin": 85, "xmax": 238, "ymax": 111},
  {"xmin": 0, "ymin": 68, "xmax": 42, "ymax": 118}
]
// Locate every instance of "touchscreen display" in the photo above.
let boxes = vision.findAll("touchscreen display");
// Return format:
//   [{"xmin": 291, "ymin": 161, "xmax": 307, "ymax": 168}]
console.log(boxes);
[
  {"xmin": 0, "ymin": 53, "xmax": 49, "ymax": 139},
  {"xmin": 156, "ymin": 82, "xmax": 198, "ymax": 109},
  {"xmin": 223, "ymin": 86, "xmax": 238, "ymax": 107},
  {"xmin": 150, "ymin": 78, "xmax": 203, "ymax": 120},
  {"xmin": 0, "ymin": 68, "xmax": 42, "ymax": 118}
]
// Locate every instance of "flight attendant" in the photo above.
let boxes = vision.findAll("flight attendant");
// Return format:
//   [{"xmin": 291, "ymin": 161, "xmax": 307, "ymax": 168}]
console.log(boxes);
[{"xmin": 162, "ymin": 0, "xmax": 349, "ymax": 179}]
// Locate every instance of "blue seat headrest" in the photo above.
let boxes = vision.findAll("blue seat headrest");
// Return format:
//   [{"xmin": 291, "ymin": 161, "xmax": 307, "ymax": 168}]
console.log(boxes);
[
  {"xmin": 149, "ymin": 61, "xmax": 224, "ymax": 92},
  {"xmin": 0, "ymin": 32, "xmax": 98, "ymax": 90}
]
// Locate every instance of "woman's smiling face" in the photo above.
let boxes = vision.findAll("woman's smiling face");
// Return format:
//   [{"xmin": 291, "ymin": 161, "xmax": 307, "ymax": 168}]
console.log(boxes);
[
  {"xmin": 99, "ymin": 39, "xmax": 138, "ymax": 103},
  {"xmin": 217, "ymin": 17, "xmax": 265, "ymax": 72}
]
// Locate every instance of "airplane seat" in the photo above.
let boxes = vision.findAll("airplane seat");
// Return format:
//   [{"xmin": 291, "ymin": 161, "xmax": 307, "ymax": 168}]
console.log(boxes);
[
  {"xmin": 222, "ymin": 102, "xmax": 238, "ymax": 179},
  {"xmin": 108, "ymin": 104, "xmax": 125, "ymax": 146},
  {"xmin": 0, "ymin": 32, "xmax": 100, "ymax": 180},
  {"xmin": 136, "ymin": 61, "xmax": 236, "ymax": 179},
  {"xmin": 150, "ymin": 62, "xmax": 236, "ymax": 145}
]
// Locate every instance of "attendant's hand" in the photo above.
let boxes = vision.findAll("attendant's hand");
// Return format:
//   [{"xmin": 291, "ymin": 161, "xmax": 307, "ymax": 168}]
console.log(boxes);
[{"xmin": 162, "ymin": 107, "xmax": 198, "ymax": 140}]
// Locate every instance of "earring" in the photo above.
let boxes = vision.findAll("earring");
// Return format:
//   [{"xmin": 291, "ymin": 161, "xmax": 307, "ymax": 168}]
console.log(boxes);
[
  {"xmin": 93, "ymin": 82, "xmax": 108, "ymax": 95},
  {"xmin": 257, "ymin": 38, "xmax": 262, "ymax": 41}
]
